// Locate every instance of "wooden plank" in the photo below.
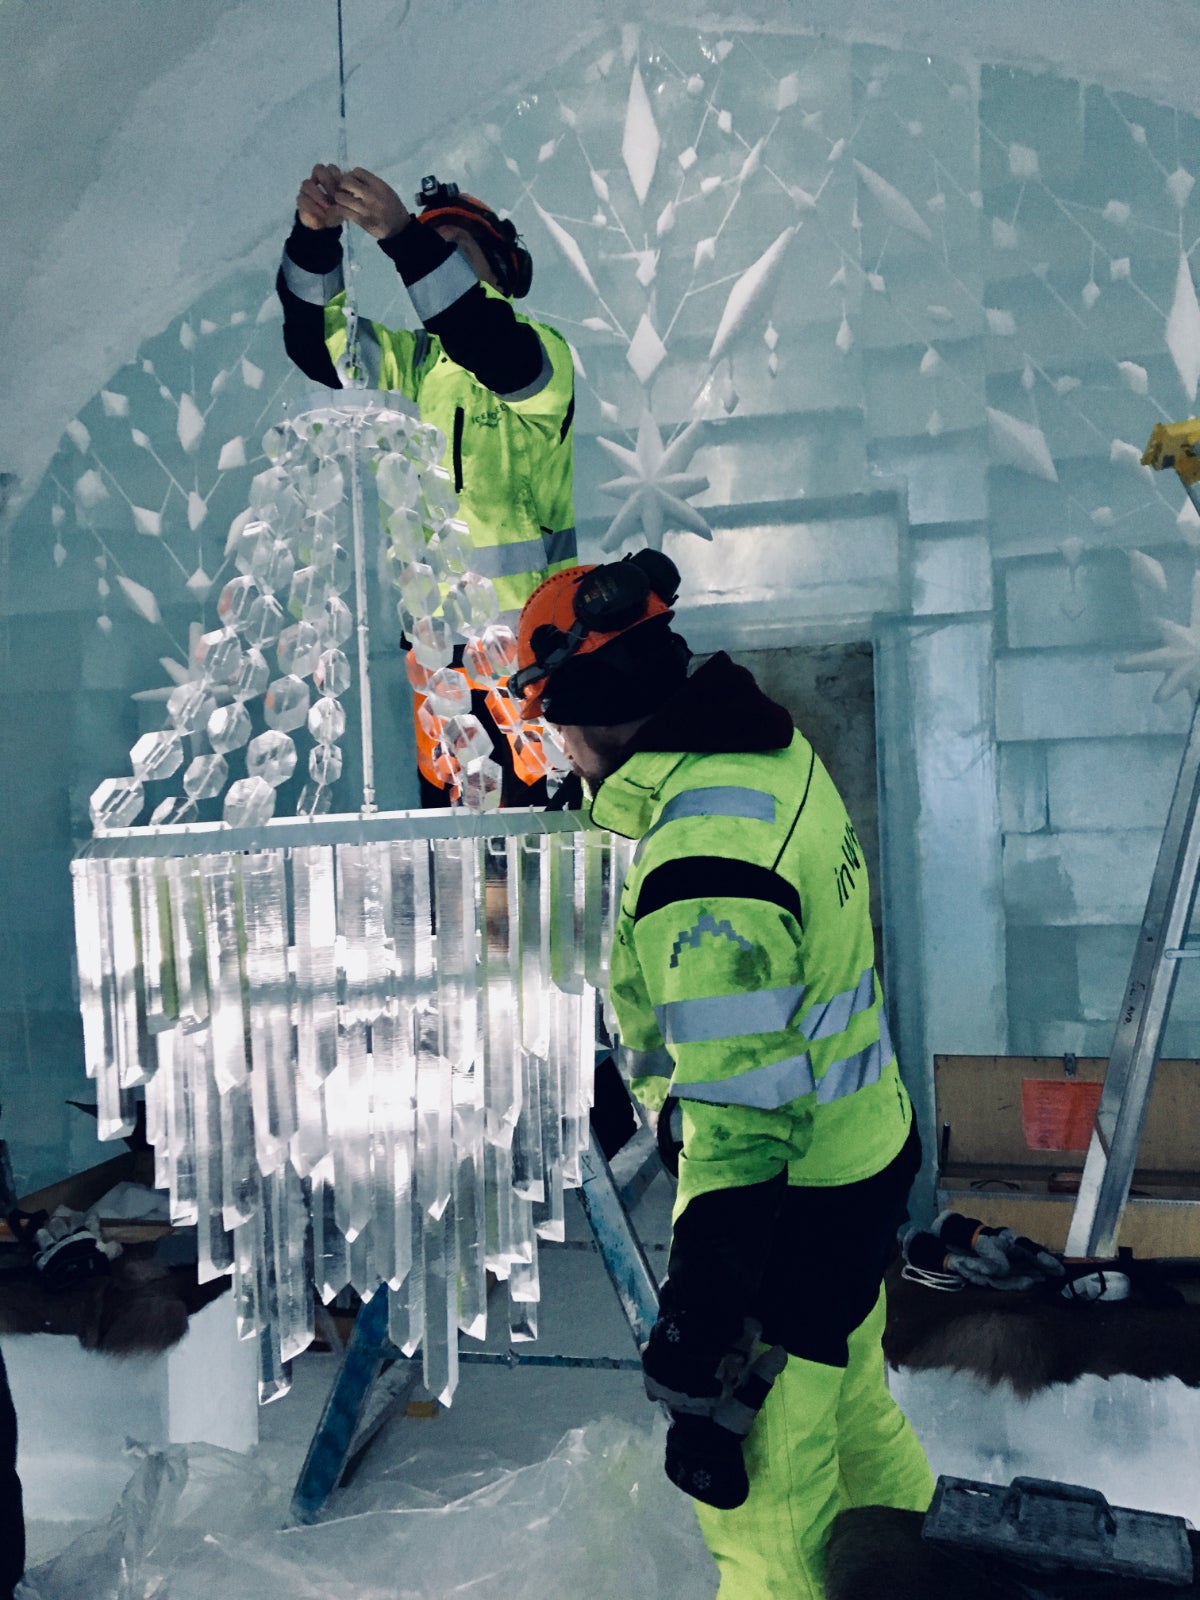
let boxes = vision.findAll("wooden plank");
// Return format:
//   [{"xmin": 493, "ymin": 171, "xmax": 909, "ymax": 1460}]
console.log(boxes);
[{"xmin": 934, "ymin": 1055, "xmax": 1200, "ymax": 1175}]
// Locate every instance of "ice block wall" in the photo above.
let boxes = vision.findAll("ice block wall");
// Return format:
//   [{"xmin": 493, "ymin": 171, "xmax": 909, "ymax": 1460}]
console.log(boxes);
[{"xmin": 5, "ymin": 9, "xmax": 1200, "ymax": 1195}]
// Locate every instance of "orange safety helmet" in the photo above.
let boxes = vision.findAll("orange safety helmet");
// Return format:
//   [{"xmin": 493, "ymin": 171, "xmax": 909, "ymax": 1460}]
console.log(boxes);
[
  {"xmin": 414, "ymin": 175, "xmax": 533, "ymax": 298},
  {"xmin": 512, "ymin": 551, "xmax": 682, "ymax": 722}
]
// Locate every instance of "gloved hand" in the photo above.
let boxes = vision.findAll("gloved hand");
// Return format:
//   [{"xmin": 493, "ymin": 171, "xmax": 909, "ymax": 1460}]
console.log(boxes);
[
  {"xmin": 901, "ymin": 1213, "xmax": 1064, "ymax": 1294},
  {"xmin": 643, "ymin": 1310, "xmax": 786, "ymax": 1510}
]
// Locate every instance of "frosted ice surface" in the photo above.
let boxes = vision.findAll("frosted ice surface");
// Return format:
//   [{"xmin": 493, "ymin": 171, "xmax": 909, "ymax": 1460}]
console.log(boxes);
[
  {"xmin": 1129, "ymin": 549, "xmax": 1168, "ymax": 592},
  {"xmin": 177, "ymin": 394, "xmax": 205, "ymax": 453},
  {"xmin": 73, "ymin": 469, "xmax": 107, "ymax": 509},
  {"xmin": 622, "ymin": 64, "xmax": 660, "ymax": 204},
  {"xmin": 985, "ymin": 406, "xmax": 1058, "ymax": 482},
  {"xmin": 1166, "ymin": 252, "xmax": 1200, "ymax": 401},
  {"xmin": 132, "ymin": 506, "xmax": 162, "ymax": 536},
  {"xmin": 852, "ymin": 161, "xmax": 933, "ymax": 241},
  {"xmin": 709, "ymin": 229, "xmax": 797, "ymax": 363},
  {"xmin": 625, "ymin": 312, "xmax": 667, "ymax": 384}
]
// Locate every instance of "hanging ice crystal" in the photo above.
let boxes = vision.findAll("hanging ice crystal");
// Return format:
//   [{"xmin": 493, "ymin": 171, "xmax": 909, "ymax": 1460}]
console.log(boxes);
[
  {"xmin": 89, "ymin": 777, "xmax": 144, "ymax": 830},
  {"xmin": 130, "ymin": 730, "xmax": 184, "ymax": 783},
  {"xmin": 263, "ymin": 675, "xmax": 311, "ymax": 733},
  {"xmin": 246, "ymin": 732, "xmax": 299, "ymax": 788},
  {"xmin": 72, "ymin": 815, "xmax": 634, "ymax": 1410},
  {"xmin": 208, "ymin": 702, "xmax": 253, "ymax": 753},
  {"xmin": 184, "ymin": 754, "xmax": 229, "ymax": 800}
]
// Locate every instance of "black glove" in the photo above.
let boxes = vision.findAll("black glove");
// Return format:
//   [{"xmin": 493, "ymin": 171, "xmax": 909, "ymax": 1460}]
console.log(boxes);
[{"xmin": 644, "ymin": 1311, "xmax": 787, "ymax": 1510}]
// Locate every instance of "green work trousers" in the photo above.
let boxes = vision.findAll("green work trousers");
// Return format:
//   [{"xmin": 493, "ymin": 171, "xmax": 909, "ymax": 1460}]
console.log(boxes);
[{"xmin": 694, "ymin": 1288, "xmax": 934, "ymax": 1599}]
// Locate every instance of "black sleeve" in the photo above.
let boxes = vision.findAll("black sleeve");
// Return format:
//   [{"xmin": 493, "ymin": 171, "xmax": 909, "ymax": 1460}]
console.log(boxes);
[
  {"xmin": 379, "ymin": 223, "xmax": 546, "ymax": 398},
  {"xmin": 276, "ymin": 217, "xmax": 343, "ymax": 390}
]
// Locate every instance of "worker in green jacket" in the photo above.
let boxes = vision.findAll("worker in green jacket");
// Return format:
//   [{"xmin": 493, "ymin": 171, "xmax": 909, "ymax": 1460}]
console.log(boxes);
[
  {"xmin": 512, "ymin": 554, "xmax": 935, "ymax": 1599},
  {"xmin": 277, "ymin": 163, "xmax": 576, "ymax": 805}
]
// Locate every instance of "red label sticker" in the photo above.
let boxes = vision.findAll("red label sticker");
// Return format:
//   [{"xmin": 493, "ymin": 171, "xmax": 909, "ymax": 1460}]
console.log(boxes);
[{"xmin": 1021, "ymin": 1079, "xmax": 1103, "ymax": 1151}]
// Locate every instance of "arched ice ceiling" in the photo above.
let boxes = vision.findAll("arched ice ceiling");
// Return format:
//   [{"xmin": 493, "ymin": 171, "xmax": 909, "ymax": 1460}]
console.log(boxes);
[{"xmin": 2, "ymin": 0, "xmax": 1197, "ymax": 518}]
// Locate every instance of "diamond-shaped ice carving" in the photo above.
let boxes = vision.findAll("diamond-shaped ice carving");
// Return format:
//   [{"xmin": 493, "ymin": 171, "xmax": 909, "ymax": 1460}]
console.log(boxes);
[
  {"xmin": 532, "ymin": 201, "xmax": 601, "ymax": 296},
  {"xmin": 1167, "ymin": 252, "xmax": 1200, "ymax": 402},
  {"xmin": 246, "ymin": 731, "xmax": 298, "ymax": 788},
  {"xmin": 986, "ymin": 406, "xmax": 1058, "ymax": 483},
  {"xmin": 263, "ymin": 675, "xmax": 311, "ymax": 733},
  {"xmin": 168, "ymin": 682, "xmax": 216, "ymax": 735},
  {"xmin": 208, "ymin": 702, "xmax": 253, "ymax": 753},
  {"xmin": 1167, "ymin": 167, "xmax": 1195, "ymax": 209},
  {"xmin": 90, "ymin": 776, "xmax": 144, "ymax": 830},
  {"xmin": 309, "ymin": 743, "xmax": 343, "ymax": 786},
  {"xmin": 177, "ymin": 394, "xmax": 205, "ymax": 453},
  {"xmin": 183, "ymin": 753, "xmax": 229, "ymax": 799},
  {"xmin": 626, "ymin": 313, "xmax": 668, "ymax": 384},
  {"xmin": 308, "ymin": 697, "xmax": 346, "ymax": 744},
  {"xmin": 622, "ymin": 65, "xmax": 660, "ymax": 204},
  {"xmin": 314, "ymin": 648, "xmax": 351, "ymax": 697},
  {"xmin": 130, "ymin": 730, "xmax": 184, "ymax": 782},
  {"xmin": 709, "ymin": 228, "xmax": 796, "ymax": 362},
  {"xmin": 223, "ymin": 776, "xmax": 276, "ymax": 827},
  {"xmin": 229, "ymin": 647, "xmax": 270, "ymax": 702},
  {"xmin": 852, "ymin": 161, "xmax": 933, "ymax": 242}
]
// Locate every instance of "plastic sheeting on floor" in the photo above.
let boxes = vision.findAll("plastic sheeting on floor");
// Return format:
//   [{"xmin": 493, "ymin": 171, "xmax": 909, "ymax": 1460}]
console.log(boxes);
[{"xmin": 19, "ymin": 1415, "xmax": 717, "ymax": 1600}]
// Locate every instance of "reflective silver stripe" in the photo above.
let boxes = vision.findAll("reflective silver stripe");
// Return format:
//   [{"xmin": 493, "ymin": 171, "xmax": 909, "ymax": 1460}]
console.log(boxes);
[
  {"xmin": 671, "ymin": 1009, "xmax": 894, "ymax": 1112},
  {"xmin": 470, "ymin": 537, "xmax": 554, "ymax": 580},
  {"xmin": 799, "ymin": 966, "xmax": 876, "ymax": 1043},
  {"xmin": 654, "ymin": 984, "xmax": 804, "ymax": 1045},
  {"xmin": 280, "ymin": 249, "xmax": 345, "ymax": 306},
  {"xmin": 636, "ymin": 786, "xmax": 776, "ymax": 863},
  {"xmin": 407, "ymin": 246, "xmax": 478, "ymax": 322},
  {"xmin": 673, "ymin": 1050, "xmax": 816, "ymax": 1111},
  {"xmin": 336, "ymin": 320, "xmax": 383, "ymax": 388},
  {"xmin": 621, "ymin": 1043, "xmax": 673, "ymax": 1081},
  {"xmin": 543, "ymin": 526, "xmax": 577, "ymax": 565},
  {"xmin": 496, "ymin": 337, "xmax": 554, "ymax": 401}
]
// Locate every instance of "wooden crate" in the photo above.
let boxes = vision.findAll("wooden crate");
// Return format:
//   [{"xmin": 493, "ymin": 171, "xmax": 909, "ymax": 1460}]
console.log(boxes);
[{"xmin": 934, "ymin": 1054, "xmax": 1200, "ymax": 1257}]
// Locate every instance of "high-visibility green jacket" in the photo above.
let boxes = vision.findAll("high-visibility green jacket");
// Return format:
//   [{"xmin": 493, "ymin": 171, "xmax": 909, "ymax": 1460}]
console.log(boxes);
[
  {"xmin": 591, "ymin": 654, "xmax": 912, "ymax": 1228},
  {"xmin": 278, "ymin": 220, "xmax": 576, "ymax": 623}
]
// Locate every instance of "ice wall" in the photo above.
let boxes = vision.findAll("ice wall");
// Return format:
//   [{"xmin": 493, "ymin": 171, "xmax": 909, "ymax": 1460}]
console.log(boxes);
[{"xmin": 6, "ymin": 4, "xmax": 1200, "ymax": 1196}]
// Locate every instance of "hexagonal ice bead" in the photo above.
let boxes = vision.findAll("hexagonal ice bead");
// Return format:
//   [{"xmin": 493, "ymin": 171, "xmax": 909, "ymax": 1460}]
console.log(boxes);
[
  {"xmin": 195, "ymin": 628, "xmax": 243, "ymax": 686},
  {"xmin": 289, "ymin": 565, "xmax": 329, "ymax": 617},
  {"xmin": 410, "ymin": 615, "xmax": 454, "ymax": 670},
  {"xmin": 183, "ymin": 752, "xmax": 229, "ymax": 799},
  {"xmin": 217, "ymin": 575, "xmax": 262, "ymax": 634},
  {"xmin": 427, "ymin": 518, "xmax": 471, "ymax": 579},
  {"xmin": 386, "ymin": 505, "xmax": 426, "ymax": 565},
  {"xmin": 464, "ymin": 623, "xmax": 517, "ymax": 686},
  {"xmin": 397, "ymin": 561, "xmax": 439, "ymax": 619},
  {"xmin": 308, "ymin": 697, "xmax": 346, "ymax": 744},
  {"xmin": 296, "ymin": 780, "xmax": 333, "ymax": 817},
  {"xmin": 313, "ymin": 648, "xmax": 351, "ymax": 697},
  {"xmin": 443, "ymin": 573, "xmax": 499, "ymax": 638},
  {"xmin": 207, "ymin": 702, "xmax": 252, "ymax": 753},
  {"xmin": 89, "ymin": 776, "xmax": 144, "ymax": 830},
  {"xmin": 244, "ymin": 593, "xmax": 286, "ymax": 649},
  {"xmin": 250, "ymin": 538, "xmax": 295, "ymax": 594},
  {"xmin": 376, "ymin": 450, "xmax": 418, "ymax": 509},
  {"xmin": 246, "ymin": 731, "xmax": 298, "ymax": 788},
  {"xmin": 318, "ymin": 595, "xmax": 353, "ymax": 647},
  {"xmin": 149, "ymin": 795, "xmax": 199, "ymax": 826},
  {"xmin": 309, "ymin": 742, "xmax": 343, "ymax": 786},
  {"xmin": 276, "ymin": 620, "xmax": 322, "ymax": 678},
  {"xmin": 304, "ymin": 460, "xmax": 344, "ymax": 514},
  {"xmin": 223, "ymin": 776, "xmax": 276, "ymax": 827},
  {"xmin": 229, "ymin": 646, "xmax": 270, "ymax": 703},
  {"xmin": 424, "ymin": 666, "xmax": 472, "ymax": 717},
  {"xmin": 459, "ymin": 756, "xmax": 503, "ymax": 813},
  {"xmin": 130, "ymin": 729, "xmax": 184, "ymax": 782},
  {"xmin": 407, "ymin": 423, "xmax": 446, "ymax": 468},
  {"xmin": 263, "ymin": 675, "xmax": 311, "ymax": 733},
  {"xmin": 442, "ymin": 713, "xmax": 494, "ymax": 766},
  {"xmin": 167, "ymin": 681, "xmax": 216, "ymax": 736}
]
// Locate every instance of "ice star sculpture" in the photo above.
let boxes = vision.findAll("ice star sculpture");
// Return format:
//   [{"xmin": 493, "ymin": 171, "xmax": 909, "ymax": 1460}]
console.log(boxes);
[
  {"xmin": 1117, "ymin": 607, "xmax": 1200, "ymax": 703},
  {"xmin": 597, "ymin": 412, "xmax": 714, "ymax": 552}
]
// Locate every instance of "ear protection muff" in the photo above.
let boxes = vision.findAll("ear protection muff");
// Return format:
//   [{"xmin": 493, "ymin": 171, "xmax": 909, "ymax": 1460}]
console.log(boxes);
[{"xmin": 415, "ymin": 175, "xmax": 533, "ymax": 299}]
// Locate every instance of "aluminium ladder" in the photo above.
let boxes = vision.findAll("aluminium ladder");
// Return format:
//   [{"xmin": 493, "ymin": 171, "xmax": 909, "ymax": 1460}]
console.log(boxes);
[{"xmin": 1066, "ymin": 419, "xmax": 1200, "ymax": 1258}]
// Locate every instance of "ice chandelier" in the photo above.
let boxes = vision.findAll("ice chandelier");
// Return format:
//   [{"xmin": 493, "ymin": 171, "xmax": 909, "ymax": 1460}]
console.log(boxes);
[{"xmin": 71, "ymin": 0, "xmax": 629, "ymax": 1397}]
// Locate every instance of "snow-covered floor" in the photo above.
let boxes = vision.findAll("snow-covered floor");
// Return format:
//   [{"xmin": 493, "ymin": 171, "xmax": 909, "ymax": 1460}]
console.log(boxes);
[{"xmin": 16, "ymin": 1168, "xmax": 1200, "ymax": 1598}]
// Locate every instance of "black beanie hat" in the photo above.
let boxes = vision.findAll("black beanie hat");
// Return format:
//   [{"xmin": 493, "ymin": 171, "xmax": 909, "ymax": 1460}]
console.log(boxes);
[{"xmin": 539, "ymin": 615, "xmax": 691, "ymax": 727}]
